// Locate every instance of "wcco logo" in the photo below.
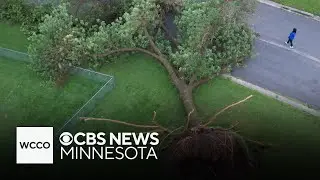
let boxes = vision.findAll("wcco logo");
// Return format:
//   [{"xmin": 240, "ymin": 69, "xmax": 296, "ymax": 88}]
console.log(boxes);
[
  {"xmin": 19, "ymin": 141, "xmax": 51, "ymax": 149},
  {"xmin": 16, "ymin": 127, "xmax": 54, "ymax": 164}
]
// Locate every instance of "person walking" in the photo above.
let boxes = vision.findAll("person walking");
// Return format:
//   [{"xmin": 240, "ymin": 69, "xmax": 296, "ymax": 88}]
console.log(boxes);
[{"xmin": 285, "ymin": 28, "xmax": 297, "ymax": 49}]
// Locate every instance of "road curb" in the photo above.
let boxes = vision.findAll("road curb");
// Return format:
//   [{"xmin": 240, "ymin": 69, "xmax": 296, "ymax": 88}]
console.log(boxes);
[
  {"xmin": 222, "ymin": 74, "xmax": 320, "ymax": 117},
  {"xmin": 257, "ymin": 0, "xmax": 320, "ymax": 22}
]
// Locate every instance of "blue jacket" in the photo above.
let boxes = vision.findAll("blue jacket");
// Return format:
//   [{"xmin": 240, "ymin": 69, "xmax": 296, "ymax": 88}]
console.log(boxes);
[{"xmin": 289, "ymin": 32, "xmax": 296, "ymax": 40}]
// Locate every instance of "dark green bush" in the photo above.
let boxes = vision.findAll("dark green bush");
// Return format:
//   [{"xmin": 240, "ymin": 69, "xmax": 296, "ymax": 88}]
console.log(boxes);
[
  {"xmin": 0, "ymin": 0, "xmax": 28, "ymax": 23},
  {"xmin": 68, "ymin": 0, "xmax": 132, "ymax": 25},
  {"xmin": 22, "ymin": 4, "xmax": 53, "ymax": 36},
  {"xmin": 0, "ymin": 0, "xmax": 53, "ymax": 35}
]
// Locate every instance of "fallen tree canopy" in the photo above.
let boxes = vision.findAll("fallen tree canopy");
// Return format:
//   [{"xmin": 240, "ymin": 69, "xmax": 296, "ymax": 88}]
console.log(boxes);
[{"xmin": 31, "ymin": 0, "xmax": 263, "ymax": 178}]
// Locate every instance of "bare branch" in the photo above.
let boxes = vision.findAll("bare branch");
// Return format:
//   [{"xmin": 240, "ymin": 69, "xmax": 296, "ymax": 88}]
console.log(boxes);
[
  {"xmin": 150, "ymin": 111, "xmax": 171, "ymax": 132},
  {"xmin": 151, "ymin": 111, "xmax": 171, "ymax": 133},
  {"xmin": 81, "ymin": 112, "xmax": 170, "ymax": 133},
  {"xmin": 228, "ymin": 133, "xmax": 234, "ymax": 165},
  {"xmin": 204, "ymin": 95, "xmax": 253, "ymax": 126},
  {"xmin": 153, "ymin": 122, "xmax": 171, "ymax": 133},
  {"xmin": 140, "ymin": 129, "xmax": 166, "ymax": 134},
  {"xmin": 80, "ymin": 117, "xmax": 160, "ymax": 129},
  {"xmin": 214, "ymin": 121, "xmax": 240, "ymax": 132},
  {"xmin": 246, "ymin": 139, "xmax": 265, "ymax": 146},
  {"xmin": 154, "ymin": 129, "xmax": 167, "ymax": 133},
  {"xmin": 245, "ymin": 138, "xmax": 272, "ymax": 148},
  {"xmin": 185, "ymin": 109, "xmax": 195, "ymax": 131},
  {"xmin": 152, "ymin": 111, "xmax": 157, "ymax": 122},
  {"xmin": 227, "ymin": 121, "xmax": 240, "ymax": 131},
  {"xmin": 158, "ymin": 126, "xmax": 184, "ymax": 151}
]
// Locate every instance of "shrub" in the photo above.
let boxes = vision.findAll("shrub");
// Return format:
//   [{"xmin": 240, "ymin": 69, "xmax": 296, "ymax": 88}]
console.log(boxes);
[
  {"xmin": 28, "ymin": 3, "xmax": 89, "ymax": 83},
  {"xmin": 22, "ymin": 4, "xmax": 53, "ymax": 36},
  {"xmin": 69, "ymin": 0, "xmax": 132, "ymax": 25},
  {"xmin": 0, "ymin": 0, "xmax": 28, "ymax": 23},
  {"xmin": 0, "ymin": 0, "xmax": 53, "ymax": 35}
]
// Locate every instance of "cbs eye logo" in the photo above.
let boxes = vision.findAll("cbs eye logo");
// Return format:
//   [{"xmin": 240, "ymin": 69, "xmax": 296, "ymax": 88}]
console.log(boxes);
[{"xmin": 59, "ymin": 132, "xmax": 73, "ymax": 146}]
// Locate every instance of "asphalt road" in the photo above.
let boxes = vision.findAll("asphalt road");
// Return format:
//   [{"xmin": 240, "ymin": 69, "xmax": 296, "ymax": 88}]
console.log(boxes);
[
  {"xmin": 232, "ymin": 2, "xmax": 320, "ymax": 110},
  {"xmin": 250, "ymin": 3, "xmax": 320, "ymax": 58}
]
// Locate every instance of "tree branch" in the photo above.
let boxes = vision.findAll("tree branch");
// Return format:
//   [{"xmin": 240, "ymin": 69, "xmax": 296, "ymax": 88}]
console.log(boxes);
[
  {"xmin": 199, "ymin": 26, "xmax": 212, "ymax": 55},
  {"xmin": 204, "ymin": 95, "xmax": 253, "ymax": 126},
  {"xmin": 143, "ymin": 26, "xmax": 163, "ymax": 57},
  {"xmin": 189, "ymin": 75, "xmax": 197, "ymax": 86},
  {"xmin": 151, "ymin": 111, "xmax": 171, "ymax": 133},
  {"xmin": 227, "ymin": 121, "xmax": 240, "ymax": 131},
  {"xmin": 80, "ymin": 117, "xmax": 158, "ymax": 128},
  {"xmin": 190, "ymin": 66, "xmax": 229, "ymax": 89},
  {"xmin": 188, "ymin": 24, "xmax": 217, "ymax": 86},
  {"xmin": 158, "ymin": 125, "xmax": 184, "ymax": 151},
  {"xmin": 245, "ymin": 138, "xmax": 272, "ymax": 148},
  {"xmin": 152, "ymin": 111, "xmax": 157, "ymax": 122},
  {"xmin": 80, "ymin": 117, "xmax": 170, "ymax": 133},
  {"xmin": 191, "ymin": 77, "xmax": 213, "ymax": 89},
  {"xmin": 97, "ymin": 47, "xmax": 200, "ymax": 126},
  {"xmin": 185, "ymin": 109, "xmax": 195, "ymax": 131},
  {"xmin": 142, "ymin": 19, "xmax": 186, "ymax": 81},
  {"xmin": 97, "ymin": 47, "xmax": 183, "ymax": 87}
]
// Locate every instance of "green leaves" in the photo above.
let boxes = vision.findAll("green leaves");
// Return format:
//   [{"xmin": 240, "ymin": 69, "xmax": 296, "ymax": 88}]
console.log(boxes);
[
  {"xmin": 0, "ymin": 0, "xmax": 26, "ymax": 23},
  {"xmin": 28, "ymin": 3, "xmax": 89, "ymax": 82},
  {"xmin": 0, "ymin": 0, "xmax": 53, "ymax": 36},
  {"xmin": 87, "ymin": 0, "xmax": 160, "ymax": 54},
  {"xmin": 170, "ymin": 0, "xmax": 255, "ymax": 81},
  {"xmin": 27, "ymin": 0, "xmax": 255, "ymax": 86}
]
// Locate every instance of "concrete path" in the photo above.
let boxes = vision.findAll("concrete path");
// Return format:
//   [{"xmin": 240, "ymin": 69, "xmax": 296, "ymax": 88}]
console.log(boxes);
[{"xmin": 231, "ymin": 2, "xmax": 320, "ymax": 110}]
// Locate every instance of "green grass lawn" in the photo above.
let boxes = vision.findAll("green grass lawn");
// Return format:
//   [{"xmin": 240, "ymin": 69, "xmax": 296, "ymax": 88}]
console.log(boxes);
[
  {"xmin": 1, "ymin": 21, "xmax": 320, "ymax": 177},
  {"xmin": 0, "ymin": 22, "xmax": 29, "ymax": 52},
  {"xmin": 272, "ymin": 0, "xmax": 320, "ymax": 15},
  {"xmin": 76, "ymin": 53, "xmax": 320, "ymax": 177},
  {"xmin": 0, "ymin": 57, "xmax": 103, "ymax": 143},
  {"xmin": 194, "ymin": 77, "xmax": 320, "ymax": 176},
  {"xmin": 77, "ymin": 54, "xmax": 186, "ymax": 132}
]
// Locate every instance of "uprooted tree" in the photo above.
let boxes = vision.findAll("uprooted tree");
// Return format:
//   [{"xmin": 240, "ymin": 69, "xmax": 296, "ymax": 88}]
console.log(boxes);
[
  {"xmin": 85, "ymin": 0, "xmax": 255, "ymax": 125},
  {"xmin": 29, "ymin": 0, "xmax": 263, "ymax": 178},
  {"xmin": 83, "ymin": 0, "xmax": 260, "ymax": 178}
]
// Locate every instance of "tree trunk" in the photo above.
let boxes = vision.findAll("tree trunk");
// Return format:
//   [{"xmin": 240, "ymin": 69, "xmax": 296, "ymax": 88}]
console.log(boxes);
[
  {"xmin": 177, "ymin": 84, "xmax": 201, "ymax": 128},
  {"xmin": 153, "ymin": 53, "xmax": 201, "ymax": 127},
  {"xmin": 151, "ymin": 52, "xmax": 201, "ymax": 128},
  {"xmin": 99, "ymin": 48, "xmax": 201, "ymax": 128}
]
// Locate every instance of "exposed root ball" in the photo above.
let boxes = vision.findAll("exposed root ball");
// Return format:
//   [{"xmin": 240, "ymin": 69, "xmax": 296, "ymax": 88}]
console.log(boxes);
[{"xmin": 162, "ymin": 126, "xmax": 254, "ymax": 180}]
